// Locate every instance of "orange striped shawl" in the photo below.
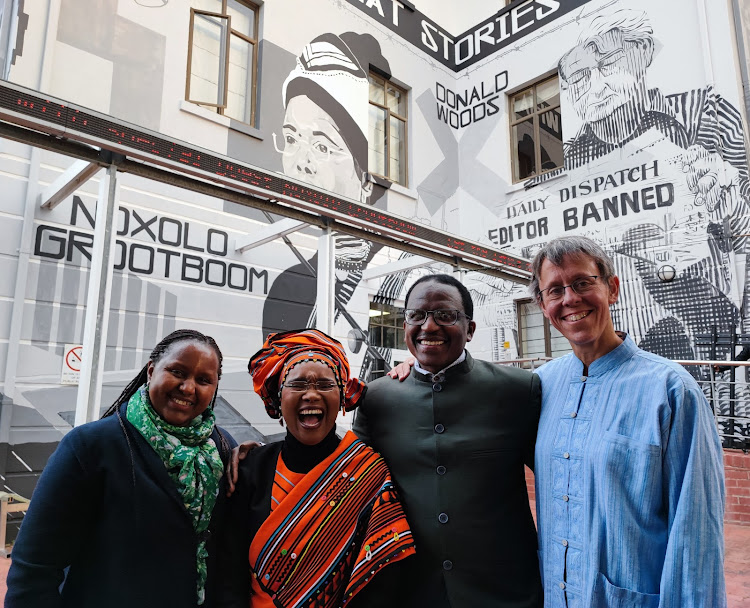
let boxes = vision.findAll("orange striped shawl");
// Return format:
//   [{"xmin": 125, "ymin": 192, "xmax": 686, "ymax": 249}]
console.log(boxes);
[{"xmin": 248, "ymin": 431, "xmax": 415, "ymax": 607}]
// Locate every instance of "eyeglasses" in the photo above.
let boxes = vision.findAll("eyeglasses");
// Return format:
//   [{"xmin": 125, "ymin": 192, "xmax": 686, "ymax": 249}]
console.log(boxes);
[
  {"xmin": 539, "ymin": 276, "xmax": 603, "ymax": 302},
  {"xmin": 272, "ymin": 132, "xmax": 351, "ymax": 163},
  {"xmin": 564, "ymin": 48, "xmax": 632, "ymax": 98},
  {"xmin": 403, "ymin": 309, "xmax": 471, "ymax": 326},
  {"xmin": 282, "ymin": 380, "xmax": 339, "ymax": 392}
]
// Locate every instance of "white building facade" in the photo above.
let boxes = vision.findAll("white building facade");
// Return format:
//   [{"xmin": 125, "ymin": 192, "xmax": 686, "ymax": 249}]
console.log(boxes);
[{"xmin": 0, "ymin": 0, "xmax": 748, "ymax": 532}]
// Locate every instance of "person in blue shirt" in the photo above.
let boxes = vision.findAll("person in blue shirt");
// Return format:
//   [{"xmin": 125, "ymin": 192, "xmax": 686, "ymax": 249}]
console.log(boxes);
[{"xmin": 531, "ymin": 235, "xmax": 726, "ymax": 607}]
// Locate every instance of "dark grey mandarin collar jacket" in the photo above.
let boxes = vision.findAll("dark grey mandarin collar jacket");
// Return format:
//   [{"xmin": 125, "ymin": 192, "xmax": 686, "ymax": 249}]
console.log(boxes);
[{"xmin": 353, "ymin": 351, "xmax": 543, "ymax": 608}]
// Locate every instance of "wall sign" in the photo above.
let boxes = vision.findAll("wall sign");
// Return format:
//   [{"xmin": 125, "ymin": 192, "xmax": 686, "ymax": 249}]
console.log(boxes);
[
  {"xmin": 61, "ymin": 344, "xmax": 82, "ymax": 385},
  {"xmin": 343, "ymin": 0, "xmax": 594, "ymax": 70}
]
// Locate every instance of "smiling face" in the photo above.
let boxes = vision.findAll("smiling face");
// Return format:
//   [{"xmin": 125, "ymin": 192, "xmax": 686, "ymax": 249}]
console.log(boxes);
[
  {"xmin": 146, "ymin": 341, "xmax": 220, "ymax": 427},
  {"xmin": 404, "ymin": 281, "xmax": 476, "ymax": 374},
  {"xmin": 538, "ymin": 254, "xmax": 622, "ymax": 368},
  {"xmin": 280, "ymin": 95, "xmax": 367, "ymax": 201},
  {"xmin": 280, "ymin": 361, "xmax": 340, "ymax": 446}
]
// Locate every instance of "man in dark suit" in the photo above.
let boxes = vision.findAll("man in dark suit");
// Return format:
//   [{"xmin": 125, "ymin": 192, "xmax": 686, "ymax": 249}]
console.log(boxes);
[{"xmin": 353, "ymin": 274, "xmax": 542, "ymax": 608}]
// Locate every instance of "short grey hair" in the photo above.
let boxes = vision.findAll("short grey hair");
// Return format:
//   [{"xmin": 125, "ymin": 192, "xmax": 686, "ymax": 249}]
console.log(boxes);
[
  {"xmin": 559, "ymin": 10, "xmax": 654, "ymax": 82},
  {"xmin": 529, "ymin": 236, "xmax": 616, "ymax": 302},
  {"xmin": 583, "ymin": 10, "xmax": 653, "ymax": 47}
]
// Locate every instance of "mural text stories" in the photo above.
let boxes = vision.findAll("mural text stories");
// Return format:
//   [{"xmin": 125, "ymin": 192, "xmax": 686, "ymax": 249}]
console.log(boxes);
[
  {"xmin": 33, "ymin": 198, "xmax": 269, "ymax": 294},
  {"xmin": 343, "ymin": 0, "xmax": 593, "ymax": 70}
]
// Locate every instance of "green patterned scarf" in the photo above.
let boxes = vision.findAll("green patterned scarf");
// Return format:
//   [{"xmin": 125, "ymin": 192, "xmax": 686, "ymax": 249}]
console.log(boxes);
[{"xmin": 126, "ymin": 385, "xmax": 224, "ymax": 605}]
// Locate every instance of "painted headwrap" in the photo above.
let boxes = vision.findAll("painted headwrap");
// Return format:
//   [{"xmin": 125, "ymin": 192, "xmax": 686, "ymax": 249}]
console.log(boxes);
[
  {"xmin": 249, "ymin": 329, "xmax": 367, "ymax": 419},
  {"xmin": 282, "ymin": 33, "xmax": 369, "ymax": 178}
]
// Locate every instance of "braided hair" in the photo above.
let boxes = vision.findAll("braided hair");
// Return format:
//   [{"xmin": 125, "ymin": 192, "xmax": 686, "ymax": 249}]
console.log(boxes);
[{"xmin": 102, "ymin": 328, "xmax": 224, "ymax": 418}]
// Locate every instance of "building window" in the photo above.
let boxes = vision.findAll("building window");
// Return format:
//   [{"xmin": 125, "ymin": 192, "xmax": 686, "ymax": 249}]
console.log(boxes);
[
  {"xmin": 368, "ymin": 301, "xmax": 405, "ymax": 350},
  {"xmin": 516, "ymin": 299, "xmax": 570, "ymax": 362},
  {"xmin": 509, "ymin": 75, "xmax": 563, "ymax": 182},
  {"xmin": 186, "ymin": 0, "xmax": 259, "ymax": 125},
  {"xmin": 368, "ymin": 74, "xmax": 408, "ymax": 186}
]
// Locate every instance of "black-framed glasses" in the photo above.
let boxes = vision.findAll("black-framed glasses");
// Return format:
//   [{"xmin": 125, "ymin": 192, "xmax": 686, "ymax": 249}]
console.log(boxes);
[
  {"xmin": 282, "ymin": 380, "xmax": 339, "ymax": 392},
  {"xmin": 404, "ymin": 309, "xmax": 470, "ymax": 326},
  {"xmin": 539, "ymin": 276, "xmax": 602, "ymax": 302}
]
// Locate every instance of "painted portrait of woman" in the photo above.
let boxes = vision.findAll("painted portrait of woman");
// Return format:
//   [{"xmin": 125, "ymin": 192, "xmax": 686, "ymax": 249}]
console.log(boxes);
[{"xmin": 263, "ymin": 32, "xmax": 391, "ymax": 349}]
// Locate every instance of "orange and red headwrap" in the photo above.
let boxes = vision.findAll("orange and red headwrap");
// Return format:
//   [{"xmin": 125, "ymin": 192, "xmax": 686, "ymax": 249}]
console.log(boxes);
[{"xmin": 248, "ymin": 329, "xmax": 367, "ymax": 419}]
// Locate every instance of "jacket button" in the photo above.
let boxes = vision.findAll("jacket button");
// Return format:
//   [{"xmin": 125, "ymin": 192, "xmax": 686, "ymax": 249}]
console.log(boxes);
[
  {"xmin": 563, "ymin": 452, "xmax": 570, "ymax": 459},
  {"xmin": 434, "ymin": 424, "xmax": 445, "ymax": 433},
  {"xmin": 443, "ymin": 560, "xmax": 453, "ymax": 571},
  {"xmin": 436, "ymin": 465, "xmax": 447, "ymax": 475},
  {"xmin": 433, "ymin": 383, "xmax": 442, "ymax": 392},
  {"xmin": 559, "ymin": 582, "xmax": 566, "ymax": 589},
  {"xmin": 438, "ymin": 512, "xmax": 449, "ymax": 524}
]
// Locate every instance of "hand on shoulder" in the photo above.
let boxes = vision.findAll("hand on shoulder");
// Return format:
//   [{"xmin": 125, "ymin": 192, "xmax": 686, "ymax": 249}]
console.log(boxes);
[{"xmin": 386, "ymin": 357, "xmax": 415, "ymax": 382}]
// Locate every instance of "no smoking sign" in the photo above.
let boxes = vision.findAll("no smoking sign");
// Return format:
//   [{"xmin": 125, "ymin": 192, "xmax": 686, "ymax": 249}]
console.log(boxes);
[{"xmin": 61, "ymin": 344, "xmax": 83, "ymax": 385}]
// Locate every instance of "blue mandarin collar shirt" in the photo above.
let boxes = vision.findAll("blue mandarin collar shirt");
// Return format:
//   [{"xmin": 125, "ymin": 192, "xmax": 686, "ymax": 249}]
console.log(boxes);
[{"xmin": 535, "ymin": 334, "xmax": 726, "ymax": 607}]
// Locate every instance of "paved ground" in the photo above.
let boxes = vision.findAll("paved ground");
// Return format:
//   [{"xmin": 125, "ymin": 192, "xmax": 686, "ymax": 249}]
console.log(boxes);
[
  {"xmin": 0, "ymin": 524, "xmax": 748, "ymax": 604},
  {"xmin": 726, "ymin": 523, "xmax": 750, "ymax": 606}
]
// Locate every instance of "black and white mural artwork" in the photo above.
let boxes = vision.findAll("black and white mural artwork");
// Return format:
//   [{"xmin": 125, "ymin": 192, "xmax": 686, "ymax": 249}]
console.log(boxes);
[
  {"xmin": 255, "ymin": 8, "xmax": 750, "ymax": 440},
  {"xmin": 478, "ymin": 9, "xmax": 750, "ymax": 442},
  {"xmin": 3, "ymin": 0, "xmax": 750, "ymax": 519},
  {"xmin": 260, "ymin": 31, "xmax": 410, "ymax": 381}
]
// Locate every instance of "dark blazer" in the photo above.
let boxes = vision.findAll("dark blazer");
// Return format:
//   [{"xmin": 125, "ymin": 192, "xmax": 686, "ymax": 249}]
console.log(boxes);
[
  {"xmin": 353, "ymin": 352, "xmax": 542, "ymax": 608},
  {"xmin": 5, "ymin": 402, "xmax": 236, "ymax": 608}
]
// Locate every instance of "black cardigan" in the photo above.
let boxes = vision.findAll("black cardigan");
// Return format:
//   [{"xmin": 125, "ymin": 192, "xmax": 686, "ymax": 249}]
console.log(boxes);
[{"xmin": 6, "ymin": 402, "xmax": 236, "ymax": 608}]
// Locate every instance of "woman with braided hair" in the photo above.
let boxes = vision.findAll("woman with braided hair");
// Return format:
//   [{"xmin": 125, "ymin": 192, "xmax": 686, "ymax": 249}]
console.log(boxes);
[{"xmin": 6, "ymin": 329, "xmax": 237, "ymax": 608}]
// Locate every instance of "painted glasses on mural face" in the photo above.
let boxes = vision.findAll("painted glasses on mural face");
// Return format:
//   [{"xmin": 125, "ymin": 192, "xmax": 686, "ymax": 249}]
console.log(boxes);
[
  {"xmin": 275, "ymin": 96, "xmax": 366, "ymax": 201},
  {"xmin": 562, "ymin": 29, "xmax": 650, "ymax": 125}
]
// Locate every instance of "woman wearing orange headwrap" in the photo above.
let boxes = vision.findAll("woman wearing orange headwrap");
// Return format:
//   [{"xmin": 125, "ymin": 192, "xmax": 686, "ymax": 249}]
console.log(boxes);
[{"xmin": 216, "ymin": 329, "xmax": 415, "ymax": 608}]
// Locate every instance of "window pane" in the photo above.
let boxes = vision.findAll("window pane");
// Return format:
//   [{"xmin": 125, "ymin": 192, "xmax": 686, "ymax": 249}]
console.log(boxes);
[
  {"xmin": 225, "ymin": 34, "xmax": 253, "ymax": 123},
  {"xmin": 227, "ymin": 0, "xmax": 256, "ymax": 37},
  {"xmin": 368, "ymin": 105, "xmax": 387, "ymax": 176},
  {"xmin": 513, "ymin": 88, "xmax": 534, "ymax": 120},
  {"xmin": 512, "ymin": 118, "xmax": 536, "ymax": 181},
  {"xmin": 539, "ymin": 109, "xmax": 563, "ymax": 172},
  {"xmin": 386, "ymin": 84, "xmax": 406, "ymax": 116},
  {"xmin": 389, "ymin": 116, "xmax": 406, "ymax": 185},
  {"xmin": 383, "ymin": 326, "xmax": 396, "ymax": 349},
  {"xmin": 189, "ymin": 13, "xmax": 229, "ymax": 107},
  {"xmin": 369, "ymin": 75, "xmax": 384, "ymax": 104},
  {"xmin": 550, "ymin": 326, "xmax": 572, "ymax": 358},
  {"xmin": 536, "ymin": 77, "xmax": 559, "ymax": 110},
  {"xmin": 193, "ymin": 0, "xmax": 222, "ymax": 12},
  {"xmin": 519, "ymin": 300, "xmax": 546, "ymax": 358}
]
